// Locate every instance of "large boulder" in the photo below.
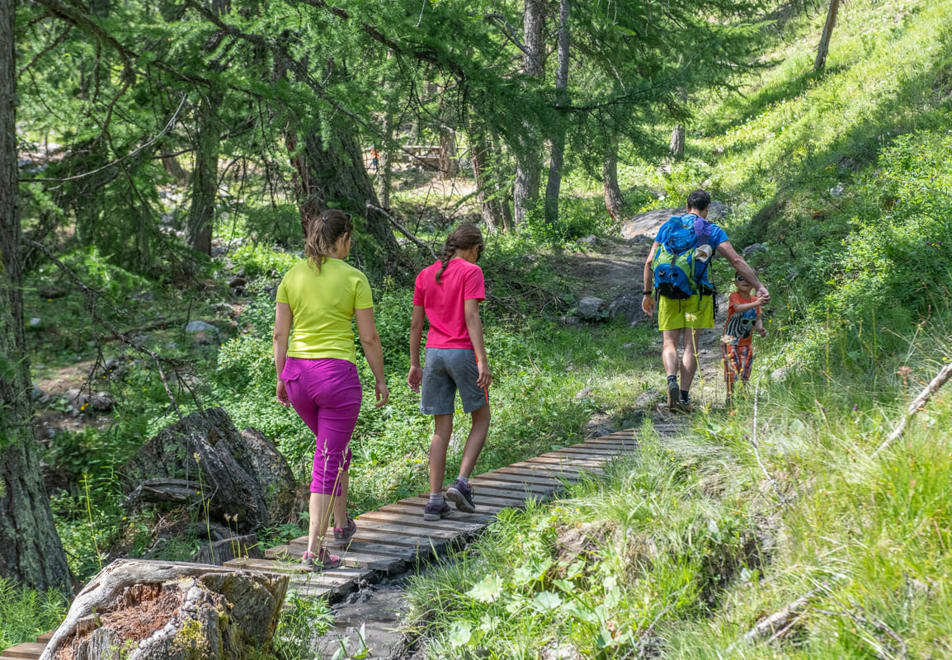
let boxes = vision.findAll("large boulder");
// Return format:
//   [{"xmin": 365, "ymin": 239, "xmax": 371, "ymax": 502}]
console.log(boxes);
[
  {"xmin": 40, "ymin": 559, "xmax": 288, "ymax": 660},
  {"xmin": 620, "ymin": 208, "xmax": 678, "ymax": 240},
  {"xmin": 121, "ymin": 408, "xmax": 296, "ymax": 531}
]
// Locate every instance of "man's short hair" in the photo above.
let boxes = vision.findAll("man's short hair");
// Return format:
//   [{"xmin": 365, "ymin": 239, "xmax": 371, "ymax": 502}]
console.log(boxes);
[{"xmin": 686, "ymin": 189, "xmax": 711, "ymax": 212}]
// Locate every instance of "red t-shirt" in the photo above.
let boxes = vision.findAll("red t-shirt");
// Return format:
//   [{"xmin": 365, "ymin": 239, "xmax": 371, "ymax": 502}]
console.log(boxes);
[
  {"xmin": 413, "ymin": 258, "xmax": 486, "ymax": 349},
  {"xmin": 722, "ymin": 291, "xmax": 761, "ymax": 347}
]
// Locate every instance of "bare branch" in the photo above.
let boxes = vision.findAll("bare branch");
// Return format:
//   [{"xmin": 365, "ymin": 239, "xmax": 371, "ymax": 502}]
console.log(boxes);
[
  {"xmin": 873, "ymin": 361, "xmax": 952, "ymax": 457},
  {"xmin": 21, "ymin": 95, "xmax": 187, "ymax": 184},
  {"xmin": 484, "ymin": 13, "xmax": 541, "ymax": 70},
  {"xmin": 365, "ymin": 202, "xmax": 437, "ymax": 260}
]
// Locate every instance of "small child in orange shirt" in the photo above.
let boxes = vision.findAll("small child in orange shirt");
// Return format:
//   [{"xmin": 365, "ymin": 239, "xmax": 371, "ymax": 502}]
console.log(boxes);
[{"xmin": 722, "ymin": 271, "xmax": 766, "ymax": 406}]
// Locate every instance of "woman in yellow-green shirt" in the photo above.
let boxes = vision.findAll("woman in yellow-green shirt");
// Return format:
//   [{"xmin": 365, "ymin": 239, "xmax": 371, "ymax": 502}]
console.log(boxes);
[{"xmin": 273, "ymin": 209, "xmax": 388, "ymax": 571}]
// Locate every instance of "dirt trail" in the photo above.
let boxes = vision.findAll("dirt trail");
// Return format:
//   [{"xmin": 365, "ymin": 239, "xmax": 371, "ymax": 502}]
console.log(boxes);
[{"xmin": 560, "ymin": 210, "xmax": 730, "ymax": 409}]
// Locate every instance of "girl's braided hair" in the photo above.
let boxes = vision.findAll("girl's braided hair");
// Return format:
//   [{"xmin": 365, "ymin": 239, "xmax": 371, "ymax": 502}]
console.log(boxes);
[
  {"xmin": 304, "ymin": 209, "xmax": 353, "ymax": 272},
  {"xmin": 435, "ymin": 224, "xmax": 483, "ymax": 284}
]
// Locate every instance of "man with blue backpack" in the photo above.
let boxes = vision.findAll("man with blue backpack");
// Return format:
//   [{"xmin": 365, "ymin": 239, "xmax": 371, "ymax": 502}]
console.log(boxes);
[{"xmin": 641, "ymin": 189, "xmax": 769, "ymax": 410}]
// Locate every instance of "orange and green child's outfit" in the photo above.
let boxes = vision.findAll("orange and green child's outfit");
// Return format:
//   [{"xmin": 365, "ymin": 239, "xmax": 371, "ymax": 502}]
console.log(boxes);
[{"xmin": 721, "ymin": 291, "xmax": 761, "ymax": 389}]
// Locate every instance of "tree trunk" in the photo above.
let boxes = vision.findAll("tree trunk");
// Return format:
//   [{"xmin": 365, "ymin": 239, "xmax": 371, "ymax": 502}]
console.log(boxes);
[
  {"xmin": 603, "ymin": 137, "xmax": 628, "ymax": 223},
  {"xmin": 0, "ymin": 0, "xmax": 71, "ymax": 593},
  {"xmin": 186, "ymin": 90, "xmax": 221, "ymax": 255},
  {"xmin": 380, "ymin": 105, "xmax": 394, "ymax": 209},
  {"xmin": 161, "ymin": 153, "xmax": 188, "ymax": 184},
  {"xmin": 186, "ymin": 0, "xmax": 230, "ymax": 255},
  {"xmin": 468, "ymin": 117, "xmax": 509, "ymax": 233},
  {"xmin": 815, "ymin": 0, "xmax": 840, "ymax": 71},
  {"xmin": 669, "ymin": 124, "xmax": 685, "ymax": 158},
  {"xmin": 287, "ymin": 125, "xmax": 398, "ymax": 273},
  {"xmin": 513, "ymin": 0, "xmax": 546, "ymax": 228},
  {"xmin": 543, "ymin": 0, "xmax": 570, "ymax": 225},
  {"xmin": 438, "ymin": 124, "xmax": 458, "ymax": 179}
]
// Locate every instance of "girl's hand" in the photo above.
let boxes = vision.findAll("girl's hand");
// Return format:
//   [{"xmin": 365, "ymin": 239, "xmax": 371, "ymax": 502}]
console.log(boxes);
[
  {"xmin": 407, "ymin": 366, "xmax": 423, "ymax": 393},
  {"xmin": 476, "ymin": 362, "xmax": 492, "ymax": 389},
  {"xmin": 276, "ymin": 379, "xmax": 290, "ymax": 407},
  {"xmin": 757, "ymin": 327, "xmax": 767, "ymax": 337},
  {"xmin": 374, "ymin": 380, "xmax": 390, "ymax": 408}
]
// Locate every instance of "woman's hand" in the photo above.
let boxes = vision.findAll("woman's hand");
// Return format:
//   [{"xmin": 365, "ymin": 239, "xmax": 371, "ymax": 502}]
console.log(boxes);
[
  {"xmin": 276, "ymin": 379, "xmax": 290, "ymax": 407},
  {"xmin": 407, "ymin": 365, "xmax": 423, "ymax": 394},
  {"xmin": 374, "ymin": 380, "xmax": 390, "ymax": 408}
]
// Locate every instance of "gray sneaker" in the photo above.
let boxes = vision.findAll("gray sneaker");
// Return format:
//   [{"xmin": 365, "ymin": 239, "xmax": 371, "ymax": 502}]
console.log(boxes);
[
  {"xmin": 446, "ymin": 479, "xmax": 476, "ymax": 513},
  {"xmin": 423, "ymin": 500, "xmax": 451, "ymax": 521}
]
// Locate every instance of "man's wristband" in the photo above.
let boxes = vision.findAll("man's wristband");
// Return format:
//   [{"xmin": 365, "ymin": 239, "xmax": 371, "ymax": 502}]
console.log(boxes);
[{"xmin": 642, "ymin": 291, "xmax": 652, "ymax": 296}]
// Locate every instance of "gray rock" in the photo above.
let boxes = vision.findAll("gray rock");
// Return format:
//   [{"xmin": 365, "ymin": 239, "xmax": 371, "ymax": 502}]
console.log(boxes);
[
  {"xmin": 707, "ymin": 200, "xmax": 729, "ymax": 221},
  {"xmin": 185, "ymin": 320, "xmax": 218, "ymax": 334},
  {"xmin": 635, "ymin": 389, "xmax": 662, "ymax": 408},
  {"xmin": 742, "ymin": 243, "xmax": 768, "ymax": 259},
  {"xmin": 609, "ymin": 292, "xmax": 649, "ymax": 325},
  {"xmin": 576, "ymin": 296, "xmax": 608, "ymax": 320},
  {"xmin": 29, "ymin": 317, "xmax": 42, "ymax": 328},
  {"xmin": 573, "ymin": 386, "xmax": 593, "ymax": 401},
  {"xmin": 90, "ymin": 392, "xmax": 116, "ymax": 412},
  {"xmin": 620, "ymin": 208, "xmax": 679, "ymax": 240}
]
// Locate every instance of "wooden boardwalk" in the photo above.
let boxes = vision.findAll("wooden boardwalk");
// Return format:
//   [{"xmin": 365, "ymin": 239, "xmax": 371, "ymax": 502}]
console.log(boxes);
[{"xmin": 1, "ymin": 424, "xmax": 677, "ymax": 660}]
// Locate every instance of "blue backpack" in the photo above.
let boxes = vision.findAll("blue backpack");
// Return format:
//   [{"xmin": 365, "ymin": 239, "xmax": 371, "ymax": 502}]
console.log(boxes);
[{"xmin": 652, "ymin": 214, "xmax": 715, "ymax": 300}]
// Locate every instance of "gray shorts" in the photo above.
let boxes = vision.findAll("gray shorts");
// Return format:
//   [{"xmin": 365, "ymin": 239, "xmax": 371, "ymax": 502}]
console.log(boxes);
[{"xmin": 420, "ymin": 348, "xmax": 489, "ymax": 415}]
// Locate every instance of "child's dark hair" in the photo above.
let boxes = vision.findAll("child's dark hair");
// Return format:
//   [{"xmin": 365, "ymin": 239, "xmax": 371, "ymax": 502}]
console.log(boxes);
[
  {"xmin": 436, "ymin": 225, "xmax": 483, "ymax": 283},
  {"xmin": 304, "ymin": 209, "xmax": 353, "ymax": 272}
]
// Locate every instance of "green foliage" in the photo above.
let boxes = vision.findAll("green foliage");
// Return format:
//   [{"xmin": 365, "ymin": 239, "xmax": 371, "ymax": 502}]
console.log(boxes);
[
  {"xmin": 0, "ymin": 579, "xmax": 68, "ymax": 649},
  {"xmin": 273, "ymin": 592, "xmax": 334, "ymax": 659},
  {"xmin": 520, "ymin": 197, "xmax": 606, "ymax": 245}
]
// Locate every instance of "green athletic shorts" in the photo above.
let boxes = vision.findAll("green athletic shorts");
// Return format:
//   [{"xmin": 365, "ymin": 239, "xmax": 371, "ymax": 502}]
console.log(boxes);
[{"xmin": 658, "ymin": 294, "xmax": 714, "ymax": 331}]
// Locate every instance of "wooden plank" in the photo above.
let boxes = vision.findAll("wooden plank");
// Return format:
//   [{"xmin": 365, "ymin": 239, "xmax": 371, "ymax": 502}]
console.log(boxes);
[
  {"xmin": 583, "ymin": 436, "xmax": 638, "ymax": 445},
  {"xmin": 476, "ymin": 470, "xmax": 563, "ymax": 487},
  {"xmin": 347, "ymin": 529, "xmax": 450, "ymax": 551},
  {"xmin": 399, "ymin": 496, "xmax": 512, "ymax": 515},
  {"xmin": 378, "ymin": 502, "xmax": 497, "ymax": 524},
  {"xmin": 527, "ymin": 455, "xmax": 606, "ymax": 469},
  {"xmin": 356, "ymin": 510, "xmax": 485, "ymax": 533},
  {"xmin": 536, "ymin": 450, "xmax": 608, "ymax": 463},
  {"xmin": 493, "ymin": 465, "xmax": 581, "ymax": 481},
  {"xmin": 36, "ymin": 633, "xmax": 54, "ymax": 644},
  {"xmin": 554, "ymin": 445, "xmax": 623, "ymax": 456},
  {"xmin": 576, "ymin": 442, "xmax": 636, "ymax": 452},
  {"xmin": 224, "ymin": 557, "xmax": 369, "ymax": 583},
  {"xmin": 0, "ymin": 643, "xmax": 45, "ymax": 659},
  {"xmin": 354, "ymin": 518, "xmax": 464, "ymax": 541},
  {"xmin": 264, "ymin": 544, "xmax": 406, "ymax": 572},
  {"xmin": 469, "ymin": 477, "xmax": 555, "ymax": 496},
  {"xmin": 468, "ymin": 492, "xmax": 536, "ymax": 506},
  {"xmin": 269, "ymin": 539, "xmax": 417, "ymax": 562}
]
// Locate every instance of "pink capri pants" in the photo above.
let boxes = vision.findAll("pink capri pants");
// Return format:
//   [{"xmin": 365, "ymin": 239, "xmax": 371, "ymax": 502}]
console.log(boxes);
[{"xmin": 281, "ymin": 357, "xmax": 362, "ymax": 495}]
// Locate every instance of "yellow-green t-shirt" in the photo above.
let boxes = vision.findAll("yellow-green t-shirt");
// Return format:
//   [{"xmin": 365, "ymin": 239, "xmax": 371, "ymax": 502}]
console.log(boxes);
[{"xmin": 276, "ymin": 258, "xmax": 374, "ymax": 364}]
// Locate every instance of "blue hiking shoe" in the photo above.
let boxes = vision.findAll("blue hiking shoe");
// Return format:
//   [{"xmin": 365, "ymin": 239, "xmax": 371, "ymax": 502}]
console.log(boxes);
[{"xmin": 446, "ymin": 479, "xmax": 476, "ymax": 513}]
